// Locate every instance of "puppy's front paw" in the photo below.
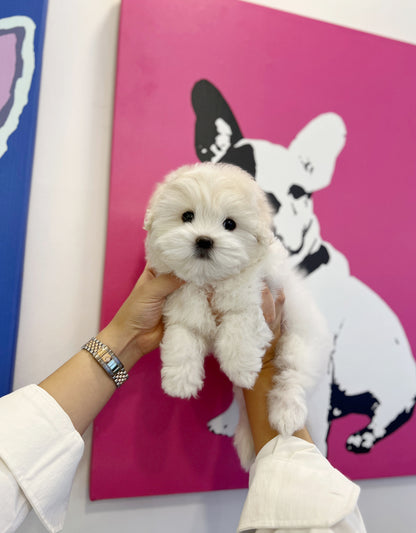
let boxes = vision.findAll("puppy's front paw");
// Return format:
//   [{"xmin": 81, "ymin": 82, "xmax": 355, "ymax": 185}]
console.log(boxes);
[
  {"xmin": 268, "ymin": 389, "xmax": 307, "ymax": 437},
  {"xmin": 218, "ymin": 336, "xmax": 263, "ymax": 388},
  {"xmin": 160, "ymin": 325, "xmax": 207, "ymax": 399},
  {"xmin": 224, "ymin": 365, "xmax": 260, "ymax": 389},
  {"xmin": 215, "ymin": 313, "xmax": 269, "ymax": 388},
  {"xmin": 161, "ymin": 364, "xmax": 203, "ymax": 399}
]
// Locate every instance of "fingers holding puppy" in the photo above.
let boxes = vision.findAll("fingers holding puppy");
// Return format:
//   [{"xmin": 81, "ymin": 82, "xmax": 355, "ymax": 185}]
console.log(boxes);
[{"xmin": 262, "ymin": 286, "xmax": 285, "ymax": 358}]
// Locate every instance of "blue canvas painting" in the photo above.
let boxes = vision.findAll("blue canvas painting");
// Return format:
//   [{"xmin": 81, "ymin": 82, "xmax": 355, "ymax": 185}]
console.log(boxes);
[{"xmin": 0, "ymin": 1, "xmax": 48, "ymax": 396}]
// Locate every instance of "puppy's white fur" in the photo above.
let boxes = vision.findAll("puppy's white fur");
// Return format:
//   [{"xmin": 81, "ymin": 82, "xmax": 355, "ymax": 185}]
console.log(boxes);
[{"xmin": 145, "ymin": 162, "xmax": 331, "ymax": 469}]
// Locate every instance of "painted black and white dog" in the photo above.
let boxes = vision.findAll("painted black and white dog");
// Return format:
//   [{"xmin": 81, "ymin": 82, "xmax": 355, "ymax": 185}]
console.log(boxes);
[{"xmin": 192, "ymin": 79, "xmax": 416, "ymax": 454}]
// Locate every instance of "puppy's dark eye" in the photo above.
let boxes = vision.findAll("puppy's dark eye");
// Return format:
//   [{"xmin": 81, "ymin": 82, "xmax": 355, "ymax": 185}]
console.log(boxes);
[
  {"xmin": 182, "ymin": 211, "xmax": 194, "ymax": 223},
  {"xmin": 223, "ymin": 218, "xmax": 236, "ymax": 231}
]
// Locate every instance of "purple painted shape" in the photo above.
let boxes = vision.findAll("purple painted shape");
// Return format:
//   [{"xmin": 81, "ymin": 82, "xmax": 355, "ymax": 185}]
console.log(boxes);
[{"xmin": 0, "ymin": 33, "xmax": 16, "ymax": 112}]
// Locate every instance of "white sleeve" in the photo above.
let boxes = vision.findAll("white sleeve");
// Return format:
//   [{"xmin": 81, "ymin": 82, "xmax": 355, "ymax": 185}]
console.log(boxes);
[
  {"xmin": 237, "ymin": 436, "xmax": 367, "ymax": 533},
  {"xmin": 0, "ymin": 385, "xmax": 84, "ymax": 533}
]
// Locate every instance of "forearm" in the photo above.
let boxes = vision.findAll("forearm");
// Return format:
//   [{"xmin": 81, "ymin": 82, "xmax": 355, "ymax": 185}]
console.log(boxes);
[
  {"xmin": 38, "ymin": 267, "xmax": 183, "ymax": 436},
  {"xmin": 39, "ymin": 323, "xmax": 141, "ymax": 435}
]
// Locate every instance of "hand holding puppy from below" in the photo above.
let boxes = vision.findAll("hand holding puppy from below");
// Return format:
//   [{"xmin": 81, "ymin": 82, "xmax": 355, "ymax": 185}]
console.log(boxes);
[
  {"xmin": 39, "ymin": 265, "xmax": 183, "ymax": 435},
  {"xmin": 243, "ymin": 288, "xmax": 313, "ymax": 455},
  {"xmin": 100, "ymin": 265, "xmax": 185, "ymax": 369}
]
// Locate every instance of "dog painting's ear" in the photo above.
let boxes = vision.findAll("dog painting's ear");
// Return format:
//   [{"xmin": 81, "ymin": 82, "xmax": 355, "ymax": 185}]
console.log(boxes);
[
  {"xmin": 191, "ymin": 79, "xmax": 256, "ymax": 177},
  {"xmin": 289, "ymin": 112, "xmax": 347, "ymax": 192}
]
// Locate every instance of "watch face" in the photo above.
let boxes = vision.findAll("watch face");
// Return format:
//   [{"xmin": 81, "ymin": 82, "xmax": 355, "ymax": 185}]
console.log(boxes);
[{"xmin": 102, "ymin": 352, "xmax": 112, "ymax": 364}]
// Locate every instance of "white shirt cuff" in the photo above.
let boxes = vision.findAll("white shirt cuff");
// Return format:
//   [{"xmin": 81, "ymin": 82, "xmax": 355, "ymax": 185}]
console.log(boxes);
[
  {"xmin": 238, "ymin": 435, "xmax": 361, "ymax": 532},
  {"xmin": 0, "ymin": 384, "xmax": 84, "ymax": 533}
]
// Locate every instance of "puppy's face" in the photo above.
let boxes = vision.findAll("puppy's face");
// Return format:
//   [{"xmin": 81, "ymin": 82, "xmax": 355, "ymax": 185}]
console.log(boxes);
[{"xmin": 145, "ymin": 163, "xmax": 274, "ymax": 284}]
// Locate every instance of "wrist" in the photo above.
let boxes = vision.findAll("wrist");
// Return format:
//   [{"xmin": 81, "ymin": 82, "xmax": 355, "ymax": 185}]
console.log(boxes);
[{"xmin": 97, "ymin": 323, "xmax": 143, "ymax": 373}]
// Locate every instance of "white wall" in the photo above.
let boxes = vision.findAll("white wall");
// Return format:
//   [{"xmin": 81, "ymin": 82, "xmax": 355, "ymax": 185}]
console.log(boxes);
[{"xmin": 14, "ymin": 1, "xmax": 416, "ymax": 532}]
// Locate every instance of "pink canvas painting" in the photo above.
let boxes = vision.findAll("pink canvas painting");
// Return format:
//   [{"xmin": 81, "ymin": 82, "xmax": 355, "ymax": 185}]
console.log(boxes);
[{"xmin": 90, "ymin": 0, "xmax": 416, "ymax": 499}]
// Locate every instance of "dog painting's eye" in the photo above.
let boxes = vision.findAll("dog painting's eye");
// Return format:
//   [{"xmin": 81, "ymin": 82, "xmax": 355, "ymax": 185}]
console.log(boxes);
[
  {"xmin": 288, "ymin": 185, "xmax": 310, "ymax": 199},
  {"xmin": 182, "ymin": 211, "xmax": 194, "ymax": 223},
  {"xmin": 223, "ymin": 218, "xmax": 236, "ymax": 231}
]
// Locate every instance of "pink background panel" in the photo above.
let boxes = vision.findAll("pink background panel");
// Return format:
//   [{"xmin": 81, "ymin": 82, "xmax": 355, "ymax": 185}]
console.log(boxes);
[{"xmin": 91, "ymin": 0, "xmax": 416, "ymax": 499}]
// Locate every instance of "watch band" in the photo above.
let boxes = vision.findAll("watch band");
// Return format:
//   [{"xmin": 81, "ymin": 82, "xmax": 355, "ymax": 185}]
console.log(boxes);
[{"xmin": 82, "ymin": 337, "xmax": 129, "ymax": 388}]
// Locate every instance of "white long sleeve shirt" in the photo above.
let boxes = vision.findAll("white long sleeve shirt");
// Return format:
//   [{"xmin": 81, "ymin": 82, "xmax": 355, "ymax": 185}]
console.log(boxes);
[{"xmin": 0, "ymin": 385, "xmax": 366, "ymax": 533}]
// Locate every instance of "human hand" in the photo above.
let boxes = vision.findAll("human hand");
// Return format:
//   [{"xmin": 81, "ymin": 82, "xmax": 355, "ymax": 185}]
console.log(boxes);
[
  {"xmin": 258, "ymin": 286, "xmax": 285, "ymax": 377},
  {"xmin": 99, "ymin": 265, "xmax": 184, "ymax": 370}
]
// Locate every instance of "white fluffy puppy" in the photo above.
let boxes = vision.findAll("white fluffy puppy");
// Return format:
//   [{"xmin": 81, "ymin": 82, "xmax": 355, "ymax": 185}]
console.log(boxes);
[{"xmin": 145, "ymin": 162, "xmax": 330, "ymax": 468}]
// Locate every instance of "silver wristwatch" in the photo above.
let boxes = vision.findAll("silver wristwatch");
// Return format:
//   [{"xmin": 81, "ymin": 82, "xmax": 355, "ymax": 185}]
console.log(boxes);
[{"xmin": 82, "ymin": 337, "xmax": 129, "ymax": 388}]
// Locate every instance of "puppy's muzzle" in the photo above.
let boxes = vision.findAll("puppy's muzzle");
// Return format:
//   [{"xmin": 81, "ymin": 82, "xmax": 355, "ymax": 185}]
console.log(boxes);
[{"xmin": 195, "ymin": 236, "xmax": 214, "ymax": 259}]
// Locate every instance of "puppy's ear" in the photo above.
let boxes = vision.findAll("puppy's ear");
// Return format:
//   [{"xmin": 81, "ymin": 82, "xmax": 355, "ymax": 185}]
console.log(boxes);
[
  {"xmin": 191, "ymin": 79, "xmax": 256, "ymax": 177},
  {"xmin": 143, "ymin": 170, "xmax": 179, "ymax": 232},
  {"xmin": 256, "ymin": 219, "xmax": 275, "ymax": 247},
  {"xmin": 255, "ymin": 189, "xmax": 275, "ymax": 246},
  {"xmin": 289, "ymin": 113, "xmax": 346, "ymax": 192},
  {"xmin": 143, "ymin": 180, "xmax": 166, "ymax": 232},
  {"xmin": 143, "ymin": 208, "xmax": 153, "ymax": 231}
]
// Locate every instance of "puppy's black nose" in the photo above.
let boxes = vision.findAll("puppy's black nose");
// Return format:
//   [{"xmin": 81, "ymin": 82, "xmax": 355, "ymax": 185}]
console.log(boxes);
[{"xmin": 196, "ymin": 236, "xmax": 214, "ymax": 250}]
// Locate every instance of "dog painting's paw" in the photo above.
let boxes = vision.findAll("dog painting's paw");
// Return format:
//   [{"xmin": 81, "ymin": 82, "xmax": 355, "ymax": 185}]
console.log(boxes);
[
  {"xmin": 346, "ymin": 429, "xmax": 376, "ymax": 453},
  {"xmin": 207, "ymin": 397, "xmax": 239, "ymax": 437},
  {"xmin": 268, "ymin": 388, "xmax": 307, "ymax": 437}
]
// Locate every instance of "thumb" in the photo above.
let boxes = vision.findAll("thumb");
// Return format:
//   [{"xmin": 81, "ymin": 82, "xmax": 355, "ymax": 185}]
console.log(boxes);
[{"xmin": 148, "ymin": 273, "xmax": 185, "ymax": 299}]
